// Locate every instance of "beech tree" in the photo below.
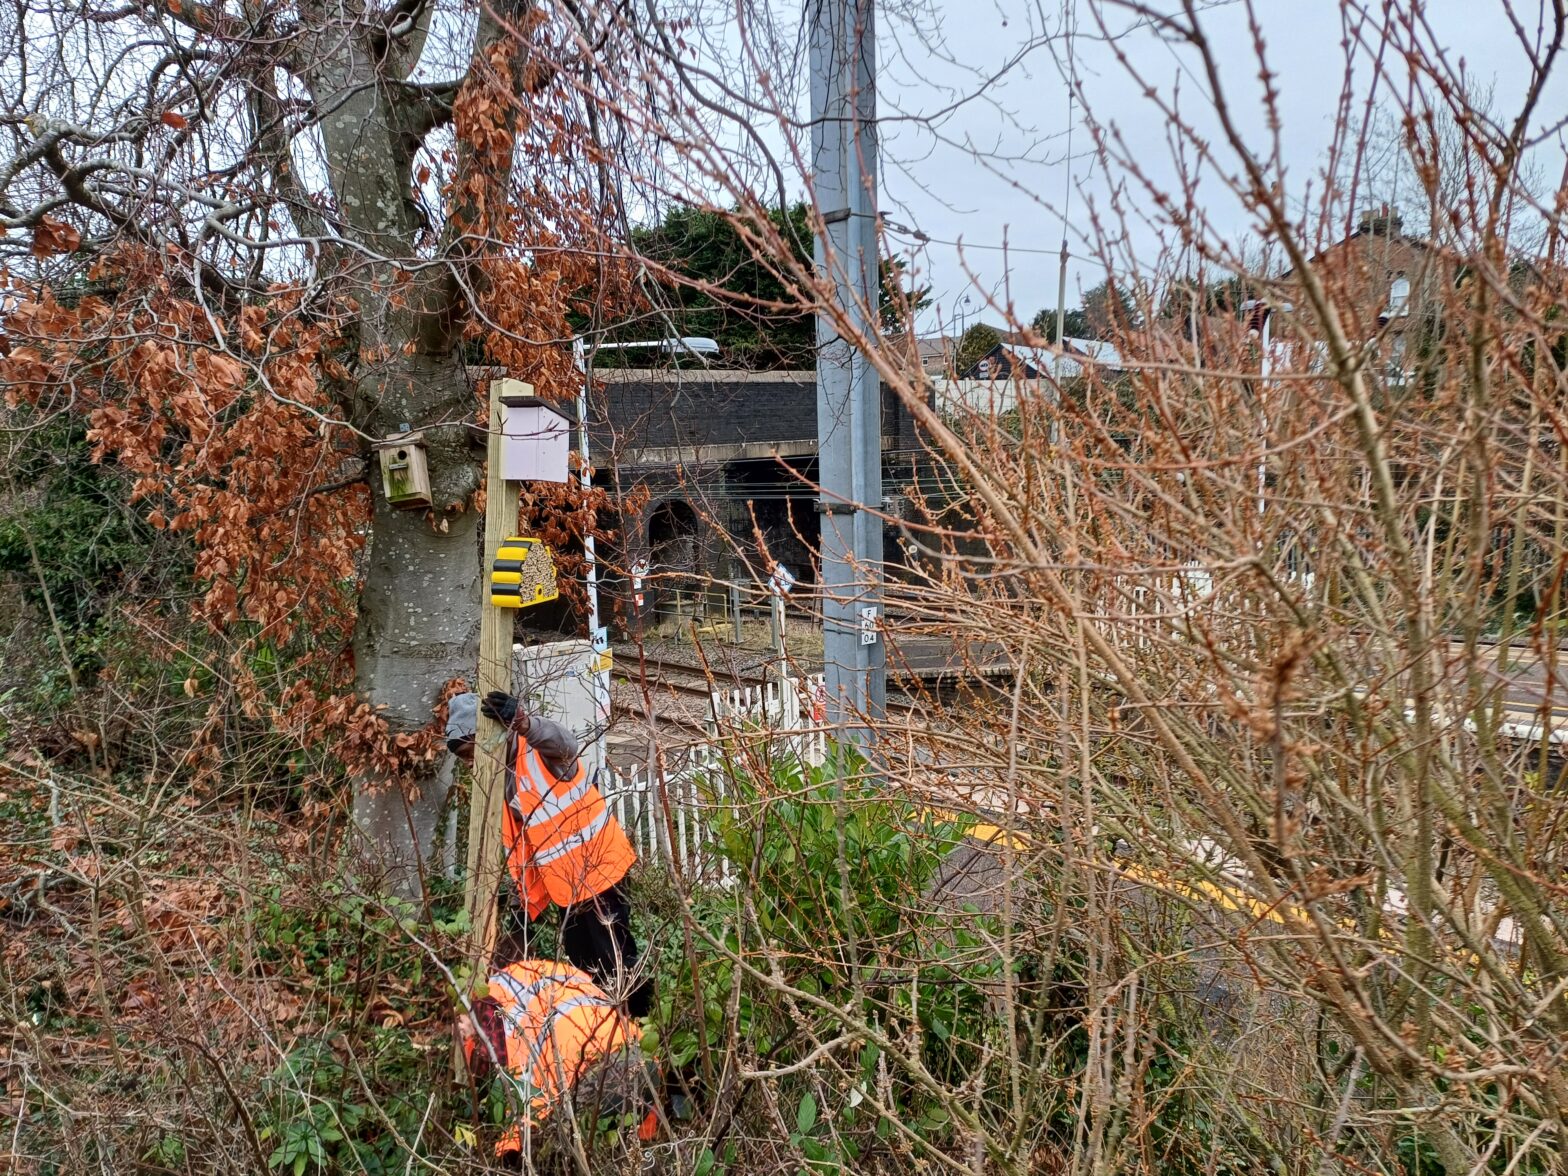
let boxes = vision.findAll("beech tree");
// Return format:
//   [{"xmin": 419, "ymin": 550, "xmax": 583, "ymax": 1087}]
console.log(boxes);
[{"xmin": 0, "ymin": 0, "xmax": 624, "ymax": 886}]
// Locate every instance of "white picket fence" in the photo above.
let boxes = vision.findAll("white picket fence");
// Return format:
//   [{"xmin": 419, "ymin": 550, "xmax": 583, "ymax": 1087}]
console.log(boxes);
[{"xmin": 602, "ymin": 673, "xmax": 826, "ymax": 880}]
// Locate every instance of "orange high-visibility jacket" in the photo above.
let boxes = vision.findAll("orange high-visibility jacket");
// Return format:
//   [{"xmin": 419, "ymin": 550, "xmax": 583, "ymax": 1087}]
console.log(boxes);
[
  {"xmin": 484, "ymin": 961, "xmax": 655, "ymax": 1152},
  {"xmin": 501, "ymin": 736, "xmax": 635, "ymax": 920}
]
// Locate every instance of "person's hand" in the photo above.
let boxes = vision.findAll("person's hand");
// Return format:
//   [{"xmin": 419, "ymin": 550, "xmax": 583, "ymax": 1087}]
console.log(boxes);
[{"xmin": 481, "ymin": 691, "xmax": 521, "ymax": 728}]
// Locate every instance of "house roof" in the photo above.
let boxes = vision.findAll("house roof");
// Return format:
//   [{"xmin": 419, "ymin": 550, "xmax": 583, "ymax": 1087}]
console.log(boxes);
[
  {"xmin": 915, "ymin": 334, "xmax": 956, "ymax": 371},
  {"xmin": 1289, "ymin": 211, "xmax": 1435, "ymax": 274},
  {"xmin": 1064, "ymin": 337, "xmax": 1124, "ymax": 369},
  {"xmin": 958, "ymin": 336, "xmax": 1125, "ymax": 381}
]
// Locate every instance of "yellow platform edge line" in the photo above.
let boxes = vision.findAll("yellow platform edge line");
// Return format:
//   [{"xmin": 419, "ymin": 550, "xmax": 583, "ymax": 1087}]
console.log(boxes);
[{"xmin": 932, "ymin": 808, "xmax": 1499, "ymax": 966}]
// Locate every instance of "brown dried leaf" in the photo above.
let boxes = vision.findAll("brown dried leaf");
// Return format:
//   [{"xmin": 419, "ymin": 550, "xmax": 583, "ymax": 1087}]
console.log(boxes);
[
  {"xmin": 31, "ymin": 217, "xmax": 81, "ymax": 258},
  {"xmin": 124, "ymin": 978, "xmax": 160, "ymax": 1014}
]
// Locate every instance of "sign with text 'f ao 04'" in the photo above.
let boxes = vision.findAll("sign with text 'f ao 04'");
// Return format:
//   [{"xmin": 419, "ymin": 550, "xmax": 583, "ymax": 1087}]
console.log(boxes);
[{"xmin": 490, "ymin": 536, "xmax": 559, "ymax": 608}]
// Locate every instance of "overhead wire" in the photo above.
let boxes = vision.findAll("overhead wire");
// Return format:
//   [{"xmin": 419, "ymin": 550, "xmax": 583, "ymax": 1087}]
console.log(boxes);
[{"xmin": 883, "ymin": 223, "xmax": 1096, "ymax": 260}]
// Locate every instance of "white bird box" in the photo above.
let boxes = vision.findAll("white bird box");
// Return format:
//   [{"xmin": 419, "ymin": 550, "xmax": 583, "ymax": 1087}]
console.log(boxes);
[
  {"xmin": 496, "ymin": 380, "xmax": 571, "ymax": 484},
  {"xmin": 375, "ymin": 430, "xmax": 432, "ymax": 510}
]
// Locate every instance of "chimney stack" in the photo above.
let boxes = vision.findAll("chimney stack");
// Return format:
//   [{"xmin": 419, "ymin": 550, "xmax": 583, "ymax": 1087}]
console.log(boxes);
[{"xmin": 1356, "ymin": 203, "xmax": 1404, "ymax": 238}]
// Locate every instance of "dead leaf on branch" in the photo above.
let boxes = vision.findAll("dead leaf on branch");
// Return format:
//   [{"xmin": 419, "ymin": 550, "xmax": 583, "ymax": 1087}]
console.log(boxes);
[{"xmin": 31, "ymin": 217, "xmax": 81, "ymax": 258}]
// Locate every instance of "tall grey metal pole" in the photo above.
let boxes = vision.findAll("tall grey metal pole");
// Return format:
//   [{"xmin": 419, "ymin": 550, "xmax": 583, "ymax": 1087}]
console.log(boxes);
[
  {"xmin": 811, "ymin": 0, "xmax": 885, "ymax": 744},
  {"xmin": 1054, "ymin": 240, "xmax": 1068, "ymax": 355}
]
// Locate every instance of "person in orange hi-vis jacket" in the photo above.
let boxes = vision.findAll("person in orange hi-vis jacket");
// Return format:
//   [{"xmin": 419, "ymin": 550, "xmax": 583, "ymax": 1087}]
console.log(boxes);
[
  {"xmin": 457, "ymin": 959, "xmax": 660, "ymax": 1165},
  {"xmin": 446, "ymin": 691, "xmax": 652, "ymax": 1017}
]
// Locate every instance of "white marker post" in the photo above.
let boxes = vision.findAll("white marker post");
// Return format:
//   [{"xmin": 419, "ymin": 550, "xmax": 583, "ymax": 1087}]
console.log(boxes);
[
  {"xmin": 630, "ymin": 556, "xmax": 649, "ymax": 639},
  {"xmin": 770, "ymin": 562, "xmax": 795, "ymax": 663}
]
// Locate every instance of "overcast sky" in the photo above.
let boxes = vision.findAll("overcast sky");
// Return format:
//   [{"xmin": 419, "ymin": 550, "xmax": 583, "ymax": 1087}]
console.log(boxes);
[
  {"xmin": 409, "ymin": 1, "xmax": 1567, "ymax": 338},
  {"xmin": 862, "ymin": 0, "xmax": 1568, "ymax": 333}
]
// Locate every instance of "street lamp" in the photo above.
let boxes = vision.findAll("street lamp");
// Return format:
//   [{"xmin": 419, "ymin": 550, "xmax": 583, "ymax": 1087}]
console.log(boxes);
[
  {"xmin": 955, "ymin": 293, "xmax": 972, "ymax": 341},
  {"xmin": 570, "ymin": 335, "xmax": 720, "ymax": 771}
]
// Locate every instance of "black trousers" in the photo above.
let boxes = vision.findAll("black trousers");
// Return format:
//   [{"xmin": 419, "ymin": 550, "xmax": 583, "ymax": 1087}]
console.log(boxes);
[
  {"xmin": 559, "ymin": 882, "xmax": 653, "ymax": 1018},
  {"xmin": 499, "ymin": 882, "xmax": 653, "ymax": 1018}
]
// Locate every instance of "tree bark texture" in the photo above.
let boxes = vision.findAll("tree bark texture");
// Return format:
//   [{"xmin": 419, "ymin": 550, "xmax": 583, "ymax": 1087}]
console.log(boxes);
[
  {"xmin": 349, "ymin": 356, "xmax": 484, "ymax": 894},
  {"xmin": 298, "ymin": 1, "xmax": 515, "ymax": 893}
]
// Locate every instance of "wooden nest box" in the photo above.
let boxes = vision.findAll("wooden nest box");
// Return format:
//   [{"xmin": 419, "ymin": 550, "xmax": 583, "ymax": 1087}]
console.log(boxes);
[
  {"xmin": 375, "ymin": 431, "xmax": 432, "ymax": 510},
  {"xmin": 497, "ymin": 382, "xmax": 572, "ymax": 484}
]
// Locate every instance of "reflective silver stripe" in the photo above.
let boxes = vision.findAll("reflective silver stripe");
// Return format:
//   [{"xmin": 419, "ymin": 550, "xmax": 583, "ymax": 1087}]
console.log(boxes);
[
  {"xmin": 532, "ymin": 807, "xmax": 610, "ymax": 866},
  {"xmin": 492, "ymin": 972, "xmax": 535, "ymax": 1036},
  {"xmin": 492, "ymin": 969, "xmax": 580, "ymax": 1031},
  {"xmin": 514, "ymin": 753, "xmax": 550, "ymax": 804},
  {"xmin": 527, "ymin": 777, "xmax": 595, "ymax": 830},
  {"xmin": 528, "ymin": 747, "xmax": 580, "ymax": 793},
  {"xmin": 524, "ymin": 993, "xmax": 618, "ymax": 1075},
  {"xmin": 529, "ymin": 999, "xmax": 628, "ymax": 1108},
  {"xmin": 515, "ymin": 748, "xmax": 585, "ymax": 811}
]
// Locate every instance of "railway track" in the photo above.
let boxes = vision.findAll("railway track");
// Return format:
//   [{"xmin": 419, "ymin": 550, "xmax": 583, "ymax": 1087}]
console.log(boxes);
[{"xmin": 611, "ymin": 633, "xmax": 1568, "ymax": 748}]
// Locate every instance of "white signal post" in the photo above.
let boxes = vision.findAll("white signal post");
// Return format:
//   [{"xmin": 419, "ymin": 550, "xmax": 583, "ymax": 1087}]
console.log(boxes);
[
  {"xmin": 1241, "ymin": 299, "xmax": 1291, "ymax": 520},
  {"xmin": 630, "ymin": 556, "xmax": 649, "ymax": 611},
  {"xmin": 572, "ymin": 336, "xmax": 720, "ymax": 770},
  {"xmin": 770, "ymin": 561, "xmax": 795, "ymax": 661}
]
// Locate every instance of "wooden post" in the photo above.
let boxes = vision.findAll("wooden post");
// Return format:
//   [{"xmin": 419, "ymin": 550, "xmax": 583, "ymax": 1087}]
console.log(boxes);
[{"xmin": 461, "ymin": 380, "xmax": 525, "ymax": 993}]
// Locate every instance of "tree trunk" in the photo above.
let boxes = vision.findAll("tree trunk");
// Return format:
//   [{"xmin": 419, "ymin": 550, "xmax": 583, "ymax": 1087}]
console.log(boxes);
[
  {"xmin": 296, "ymin": 0, "xmax": 531, "ymax": 895},
  {"xmin": 349, "ymin": 353, "xmax": 484, "ymax": 896}
]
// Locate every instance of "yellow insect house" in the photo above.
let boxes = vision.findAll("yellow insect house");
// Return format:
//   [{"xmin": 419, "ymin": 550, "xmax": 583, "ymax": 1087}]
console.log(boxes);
[{"xmin": 490, "ymin": 536, "xmax": 559, "ymax": 609}]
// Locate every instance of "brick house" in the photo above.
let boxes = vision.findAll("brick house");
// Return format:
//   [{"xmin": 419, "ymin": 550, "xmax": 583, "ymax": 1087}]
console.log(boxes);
[{"xmin": 1282, "ymin": 204, "xmax": 1453, "ymax": 386}]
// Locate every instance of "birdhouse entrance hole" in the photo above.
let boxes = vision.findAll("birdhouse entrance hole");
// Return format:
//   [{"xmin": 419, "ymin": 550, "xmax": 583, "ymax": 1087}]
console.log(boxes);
[{"xmin": 375, "ymin": 431, "xmax": 433, "ymax": 510}]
